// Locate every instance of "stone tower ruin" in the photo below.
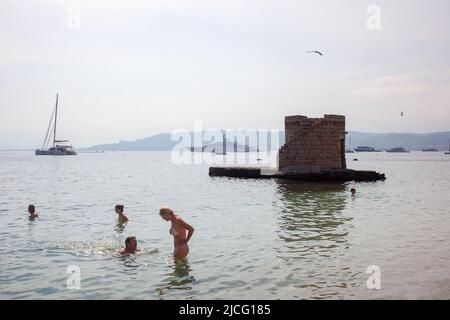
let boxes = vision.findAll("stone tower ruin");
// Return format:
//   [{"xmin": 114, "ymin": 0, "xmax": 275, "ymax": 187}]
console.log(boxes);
[{"xmin": 278, "ymin": 114, "xmax": 347, "ymax": 171}]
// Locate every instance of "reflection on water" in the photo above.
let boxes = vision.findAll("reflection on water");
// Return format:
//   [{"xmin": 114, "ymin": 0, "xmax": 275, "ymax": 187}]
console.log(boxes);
[
  {"xmin": 114, "ymin": 222, "xmax": 126, "ymax": 233},
  {"xmin": 155, "ymin": 260, "xmax": 196, "ymax": 296},
  {"xmin": 274, "ymin": 181, "xmax": 355, "ymax": 298},
  {"xmin": 118, "ymin": 253, "xmax": 141, "ymax": 272},
  {"xmin": 276, "ymin": 181, "xmax": 350, "ymax": 249}
]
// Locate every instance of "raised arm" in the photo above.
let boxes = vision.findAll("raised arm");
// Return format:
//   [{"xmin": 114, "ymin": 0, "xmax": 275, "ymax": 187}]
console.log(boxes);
[{"xmin": 177, "ymin": 217, "xmax": 195, "ymax": 243}]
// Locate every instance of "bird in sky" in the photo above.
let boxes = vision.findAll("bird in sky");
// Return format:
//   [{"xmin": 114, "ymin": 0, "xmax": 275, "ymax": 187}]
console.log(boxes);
[{"xmin": 307, "ymin": 50, "xmax": 323, "ymax": 56}]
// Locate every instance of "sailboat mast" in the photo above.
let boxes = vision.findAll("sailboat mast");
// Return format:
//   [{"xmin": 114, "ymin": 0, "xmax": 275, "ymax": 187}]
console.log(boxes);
[{"xmin": 53, "ymin": 94, "xmax": 58, "ymax": 148}]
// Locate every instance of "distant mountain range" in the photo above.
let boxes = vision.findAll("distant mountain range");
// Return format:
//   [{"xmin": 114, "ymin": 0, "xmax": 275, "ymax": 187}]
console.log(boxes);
[
  {"xmin": 80, "ymin": 130, "xmax": 450, "ymax": 152},
  {"xmin": 83, "ymin": 133, "xmax": 176, "ymax": 151},
  {"xmin": 81, "ymin": 130, "xmax": 284, "ymax": 152}
]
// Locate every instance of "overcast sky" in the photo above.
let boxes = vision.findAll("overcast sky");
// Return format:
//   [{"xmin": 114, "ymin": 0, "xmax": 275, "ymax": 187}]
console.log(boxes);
[{"xmin": 1, "ymin": 0, "xmax": 449, "ymax": 149}]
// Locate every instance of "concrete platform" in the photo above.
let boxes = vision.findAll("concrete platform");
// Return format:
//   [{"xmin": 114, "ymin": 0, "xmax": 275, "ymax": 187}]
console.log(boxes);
[{"xmin": 209, "ymin": 166, "xmax": 386, "ymax": 182}]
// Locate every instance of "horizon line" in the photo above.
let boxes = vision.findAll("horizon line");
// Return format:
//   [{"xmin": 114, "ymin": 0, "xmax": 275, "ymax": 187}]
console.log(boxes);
[{"xmin": 2, "ymin": 129, "xmax": 450, "ymax": 151}]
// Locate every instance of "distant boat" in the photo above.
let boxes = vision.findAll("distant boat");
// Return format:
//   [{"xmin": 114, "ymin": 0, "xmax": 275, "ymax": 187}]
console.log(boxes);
[
  {"xmin": 422, "ymin": 148, "xmax": 438, "ymax": 152},
  {"xmin": 386, "ymin": 147, "xmax": 409, "ymax": 153},
  {"xmin": 35, "ymin": 94, "xmax": 77, "ymax": 156},
  {"xmin": 354, "ymin": 146, "xmax": 376, "ymax": 152}
]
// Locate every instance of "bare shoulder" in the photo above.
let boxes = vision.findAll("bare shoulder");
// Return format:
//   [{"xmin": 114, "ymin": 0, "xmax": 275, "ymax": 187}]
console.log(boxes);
[
  {"xmin": 175, "ymin": 216, "xmax": 194, "ymax": 229},
  {"xmin": 174, "ymin": 215, "xmax": 188, "ymax": 224}
]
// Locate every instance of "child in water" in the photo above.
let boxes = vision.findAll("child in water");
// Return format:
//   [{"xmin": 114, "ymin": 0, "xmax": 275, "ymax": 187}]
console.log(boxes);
[
  {"xmin": 28, "ymin": 204, "xmax": 39, "ymax": 219},
  {"xmin": 115, "ymin": 204, "xmax": 129, "ymax": 223}
]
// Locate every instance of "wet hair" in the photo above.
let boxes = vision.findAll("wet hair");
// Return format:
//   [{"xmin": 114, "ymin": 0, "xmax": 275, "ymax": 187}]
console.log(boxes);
[
  {"xmin": 28, "ymin": 204, "xmax": 35, "ymax": 212},
  {"xmin": 125, "ymin": 236, "xmax": 136, "ymax": 248},
  {"xmin": 115, "ymin": 204, "xmax": 124, "ymax": 212},
  {"xmin": 351, "ymin": 188, "xmax": 356, "ymax": 193},
  {"xmin": 159, "ymin": 207, "xmax": 174, "ymax": 216}
]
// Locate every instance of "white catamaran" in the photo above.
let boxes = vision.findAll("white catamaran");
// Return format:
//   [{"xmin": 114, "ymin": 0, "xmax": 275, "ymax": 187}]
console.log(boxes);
[{"xmin": 35, "ymin": 94, "xmax": 77, "ymax": 156}]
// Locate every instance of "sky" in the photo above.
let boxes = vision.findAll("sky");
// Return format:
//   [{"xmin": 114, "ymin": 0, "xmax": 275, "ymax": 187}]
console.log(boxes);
[{"xmin": 1, "ymin": 0, "xmax": 449, "ymax": 149}]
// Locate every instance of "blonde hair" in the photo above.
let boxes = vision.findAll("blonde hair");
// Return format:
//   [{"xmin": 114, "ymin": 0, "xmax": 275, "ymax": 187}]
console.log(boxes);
[{"xmin": 159, "ymin": 207, "xmax": 174, "ymax": 215}]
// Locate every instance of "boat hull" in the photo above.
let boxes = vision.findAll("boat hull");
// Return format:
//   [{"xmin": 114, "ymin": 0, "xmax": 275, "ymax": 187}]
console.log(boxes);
[
  {"xmin": 354, "ymin": 146, "xmax": 377, "ymax": 152},
  {"xmin": 35, "ymin": 149, "xmax": 77, "ymax": 156},
  {"xmin": 386, "ymin": 147, "xmax": 410, "ymax": 153}
]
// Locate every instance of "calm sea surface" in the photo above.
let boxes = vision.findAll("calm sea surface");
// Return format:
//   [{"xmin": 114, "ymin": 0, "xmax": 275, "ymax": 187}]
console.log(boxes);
[{"xmin": 0, "ymin": 151, "xmax": 449, "ymax": 299}]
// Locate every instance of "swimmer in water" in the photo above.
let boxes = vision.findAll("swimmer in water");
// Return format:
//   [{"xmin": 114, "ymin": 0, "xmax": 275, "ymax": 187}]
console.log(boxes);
[
  {"xmin": 351, "ymin": 188, "xmax": 356, "ymax": 196},
  {"xmin": 159, "ymin": 207, "xmax": 194, "ymax": 261},
  {"xmin": 118, "ymin": 236, "xmax": 139, "ymax": 255},
  {"xmin": 28, "ymin": 204, "xmax": 39, "ymax": 219},
  {"xmin": 115, "ymin": 204, "xmax": 129, "ymax": 223}
]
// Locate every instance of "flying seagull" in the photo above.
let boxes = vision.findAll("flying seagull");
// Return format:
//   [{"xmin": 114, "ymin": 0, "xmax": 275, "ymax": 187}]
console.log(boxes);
[{"xmin": 307, "ymin": 50, "xmax": 323, "ymax": 56}]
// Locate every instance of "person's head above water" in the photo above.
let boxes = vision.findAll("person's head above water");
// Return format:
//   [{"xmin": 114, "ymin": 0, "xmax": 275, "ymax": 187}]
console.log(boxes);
[
  {"xmin": 115, "ymin": 204, "xmax": 128, "ymax": 223},
  {"xmin": 124, "ymin": 236, "xmax": 137, "ymax": 253},
  {"xmin": 351, "ymin": 188, "xmax": 356, "ymax": 195},
  {"xmin": 28, "ymin": 204, "xmax": 39, "ymax": 219},
  {"xmin": 159, "ymin": 207, "xmax": 175, "ymax": 221},
  {"xmin": 115, "ymin": 204, "xmax": 124, "ymax": 214}
]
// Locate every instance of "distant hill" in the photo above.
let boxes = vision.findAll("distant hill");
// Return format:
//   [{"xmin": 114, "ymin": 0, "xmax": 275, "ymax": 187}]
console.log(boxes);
[
  {"xmin": 81, "ymin": 133, "xmax": 176, "ymax": 151},
  {"xmin": 81, "ymin": 130, "xmax": 450, "ymax": 152},
  {"xmin": 81, "ymin": 130, "xmax": 284, "ymax": 152}
]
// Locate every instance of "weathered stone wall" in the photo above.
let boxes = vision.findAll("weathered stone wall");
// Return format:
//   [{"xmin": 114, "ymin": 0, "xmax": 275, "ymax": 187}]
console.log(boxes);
[{"xmin": 278, "ymin": 114, "xmax": 347, "ymax": 170}]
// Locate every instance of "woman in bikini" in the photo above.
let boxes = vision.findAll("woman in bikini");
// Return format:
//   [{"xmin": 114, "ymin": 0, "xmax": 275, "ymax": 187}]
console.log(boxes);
[{"xmin": 159, "ymin": 207, "xmax": 194, "ymax": 260}]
